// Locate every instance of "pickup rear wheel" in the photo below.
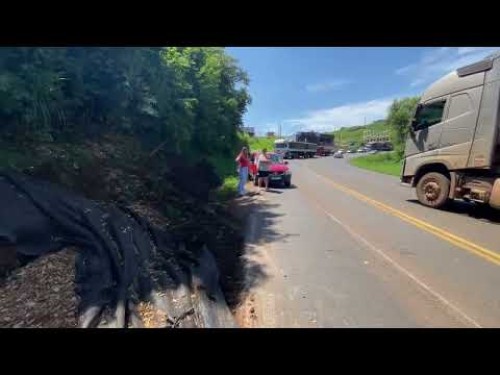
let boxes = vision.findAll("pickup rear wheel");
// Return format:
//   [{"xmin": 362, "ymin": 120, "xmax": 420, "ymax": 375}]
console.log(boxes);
[{"xmin": 416, "ymin": 172, "xmax": 450, "ymax": 209}]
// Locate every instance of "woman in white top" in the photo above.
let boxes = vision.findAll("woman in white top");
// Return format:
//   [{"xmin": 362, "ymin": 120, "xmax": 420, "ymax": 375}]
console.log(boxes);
[{"xmin": 256, "ymin": 148, "xmax": 271, "ymax": 192}]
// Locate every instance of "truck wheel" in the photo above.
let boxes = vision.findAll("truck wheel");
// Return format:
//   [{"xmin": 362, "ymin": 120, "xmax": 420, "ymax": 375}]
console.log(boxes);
[
  {"xmin": 284, "ymin": 179, "xmax": 291, "ymax": 188},
  {"xmin": 416, "ymin": 172, "xmax": 450, "ymax": 209}
]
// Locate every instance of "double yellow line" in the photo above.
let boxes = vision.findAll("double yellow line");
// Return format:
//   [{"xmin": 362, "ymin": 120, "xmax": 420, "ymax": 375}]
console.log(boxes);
[{"xmin": 310, "ymin": 170, "xmax": 500, "ymax": 267}]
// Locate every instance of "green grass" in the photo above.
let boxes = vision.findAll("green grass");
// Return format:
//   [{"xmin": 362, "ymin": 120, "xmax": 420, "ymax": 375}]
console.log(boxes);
[
  {"xmin": 208, "ymin": 154, "xmax": 239, "ymax": 200},
  {"xmin": 248, "ymin": 136, "xmax": 276, "ymax": 152},
  {"xmin": 218, "ymin": 176, "xmax": 239, "ymax": 200},
  {"xmin": 349, "ymin": 151, "xmax": 402, "ymax": 177},
  {"xmin": 333, "ymin": 120, "xmax": 393, "ymax": 149}
]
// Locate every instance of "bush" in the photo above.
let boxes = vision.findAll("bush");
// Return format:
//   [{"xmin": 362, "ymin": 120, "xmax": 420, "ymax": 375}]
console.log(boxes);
[
  {"xmin": 0, "ymin": 47, "xmax": 251, "ymax": 161},
  {"xmin": 0, "ymin": 47, "xmax": 252, "ymax": 203}
]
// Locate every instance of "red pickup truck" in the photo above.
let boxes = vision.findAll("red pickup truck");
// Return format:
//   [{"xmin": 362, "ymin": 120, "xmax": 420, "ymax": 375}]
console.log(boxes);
[{"xmin": 250, "ymin": 152, "xmax": 292, "ymax": 188}]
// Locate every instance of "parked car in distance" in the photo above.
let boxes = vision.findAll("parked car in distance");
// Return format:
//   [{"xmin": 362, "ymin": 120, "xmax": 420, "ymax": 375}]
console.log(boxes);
[{"xmin": 334, "ymin": 150, "xmax": 344, "ymax": 158}]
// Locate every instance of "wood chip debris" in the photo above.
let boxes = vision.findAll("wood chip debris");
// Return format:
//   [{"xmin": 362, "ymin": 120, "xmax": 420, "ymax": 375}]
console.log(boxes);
[
  {"xmin": 0, "ymin": 249, "xmax": 78, "ymax": 328},
  {"xmin": 137, "ymin": 301, "xmax": 167, "ymax": 328}
]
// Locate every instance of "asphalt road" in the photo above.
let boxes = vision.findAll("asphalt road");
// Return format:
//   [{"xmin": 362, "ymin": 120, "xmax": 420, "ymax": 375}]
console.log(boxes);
[{"xmin": 241, "ymin": 155, "xmax": 500, "ymax": 328}]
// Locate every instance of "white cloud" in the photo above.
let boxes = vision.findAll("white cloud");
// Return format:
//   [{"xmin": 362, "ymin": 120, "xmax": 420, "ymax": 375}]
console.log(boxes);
[
  {"xmin": 457, "ymin": 47, "xmax": 494, "ymax": 55},
  {"xmin": 396, "ymin": 47, "xmax": 499, "ymax": 88},
  {"xmin": 281, "ymin": 97, "xmax": 397, "ymax": 134},
  {"xmin": 305, "ymin": 79, "xmax": 350, "ymax": 93}
]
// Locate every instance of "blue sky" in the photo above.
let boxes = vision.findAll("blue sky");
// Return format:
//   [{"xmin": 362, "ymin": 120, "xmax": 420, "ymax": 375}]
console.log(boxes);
[{"xmin": 226, "ymin": 47, "xmax": 499, "ymax": 136}]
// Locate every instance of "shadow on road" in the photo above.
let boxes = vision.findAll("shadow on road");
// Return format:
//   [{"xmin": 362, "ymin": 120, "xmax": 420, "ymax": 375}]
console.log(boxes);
[
  {"xmin": 215, "ymin": 193, "xmax": 297, "ymax": 310},
  {"xmin": 406, "ymin": 199, "xmax": 500, "ymax": 225},
  {"xmin": 267, "ymin": 184, "xmax": 298, "ymax": 191},
  {"xmin": 265, "ymin": 189, "xmax": 283, "ymax": 194}
]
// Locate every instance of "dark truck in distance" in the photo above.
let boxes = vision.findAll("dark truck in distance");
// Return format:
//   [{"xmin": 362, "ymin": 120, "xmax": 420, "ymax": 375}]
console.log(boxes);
[
  {"xmin": 296, "ymin": 131, "xmax": 334, "ymax": 156},
  {"xmin": 274, "ymin": 131, "xmax": 334, "ymax": 158},
  {"xmin": 401, "ymin": 52, "xmax": 500, "ymax": 210}
]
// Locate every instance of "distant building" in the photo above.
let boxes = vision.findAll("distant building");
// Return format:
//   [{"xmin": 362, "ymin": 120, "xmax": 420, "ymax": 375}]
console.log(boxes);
[
  {"xmin": 363, "ymin": 129, "xmax": 391, "ymax": 143},
  {"xmin": 241, "ymin": 126, "xmax": 255, "ymax": 137},
  {"xmin": 266, "ymin": 131, "xmax": 276, "ymax": 138}
]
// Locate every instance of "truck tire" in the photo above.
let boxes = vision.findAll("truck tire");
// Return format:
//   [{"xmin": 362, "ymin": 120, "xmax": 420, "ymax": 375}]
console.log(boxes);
[
  {"xmin": 416, "ymin": 172, "xmax": 450, "ymax": 209},
  {"xmin": 284, "ymin": 178, "xmax": 291, "ymax": 188}
]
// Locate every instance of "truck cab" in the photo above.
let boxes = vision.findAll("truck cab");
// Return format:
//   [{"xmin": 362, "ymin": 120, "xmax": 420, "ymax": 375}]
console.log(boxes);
[{"xmin": 401, "ymin": 52, "xmax": 500, "ymax": 210}]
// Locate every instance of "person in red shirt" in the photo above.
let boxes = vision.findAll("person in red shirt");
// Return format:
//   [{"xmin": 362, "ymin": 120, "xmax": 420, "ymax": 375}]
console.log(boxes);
[{"xmin": 235, "ymin": 147, "xmax": 250, "ymax": 196}]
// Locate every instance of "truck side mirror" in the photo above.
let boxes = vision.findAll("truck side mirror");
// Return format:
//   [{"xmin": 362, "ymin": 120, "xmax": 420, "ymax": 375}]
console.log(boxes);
[{"xmin": 408, "ymin": 121, "xmax": 417, "ymax": 139}]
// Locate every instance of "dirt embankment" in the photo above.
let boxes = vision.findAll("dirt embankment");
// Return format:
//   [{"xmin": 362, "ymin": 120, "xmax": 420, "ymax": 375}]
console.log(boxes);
[{"xmin": 0, "ymin": 137, "xmax": 251, "ymax": 328}]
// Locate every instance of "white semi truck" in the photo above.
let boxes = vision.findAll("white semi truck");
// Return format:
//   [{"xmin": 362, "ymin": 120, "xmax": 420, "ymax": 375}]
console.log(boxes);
[
  {"xmin": 274, "ymin": 139, "xmax": 317, "ymax": 159},
  {"xmin": 401, "ymin": 52, "xmax": 500, "ymax": 210}
]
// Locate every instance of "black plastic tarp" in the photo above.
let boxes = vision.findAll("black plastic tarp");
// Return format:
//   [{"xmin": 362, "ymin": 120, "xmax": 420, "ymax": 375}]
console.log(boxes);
[{"xmin": 0, "ymin": 171, "xmax": 209, "ymax": 327}]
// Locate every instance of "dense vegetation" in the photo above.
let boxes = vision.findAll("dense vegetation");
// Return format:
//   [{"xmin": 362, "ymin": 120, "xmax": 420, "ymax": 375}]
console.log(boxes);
[
  {"xmin": 0, "ymin": 47, "xmax": 254, "ymax": 306},
  {"xmin": 0, "ymin": 47, "xmax": 253, "ymax": 251},
  {"xmin": 0, "ymin": 47, "xmax": 251, "ymax": 187}
]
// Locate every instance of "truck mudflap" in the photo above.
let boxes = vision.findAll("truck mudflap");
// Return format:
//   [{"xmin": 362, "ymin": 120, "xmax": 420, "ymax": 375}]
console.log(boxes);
[
  {"xmin": 400, "ymin": 158, "xmax": 410, "ymax": 185},
  {"xmin": 400, "ymin": 176, "xmax": 412, "ymax": 186},
  {"xmin": 489, "ymin": 178, "xmax": 500, "ymax": 209}
]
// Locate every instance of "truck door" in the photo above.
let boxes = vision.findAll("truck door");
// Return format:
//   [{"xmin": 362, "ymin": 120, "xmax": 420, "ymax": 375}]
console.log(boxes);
[
  {"xmin": 405, "ymin": 97, "xmax": 449, "ymax": 157},
  {"xmin": 439, "ymin": 88, "xmax": 481, "ymax": 169}
]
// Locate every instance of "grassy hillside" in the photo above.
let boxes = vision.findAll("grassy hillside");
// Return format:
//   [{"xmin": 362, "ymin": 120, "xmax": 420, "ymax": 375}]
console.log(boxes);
[
  {"xmin": 237, "ymin": 132, "xmax": 276, "ymax": 153},
  {"xmin": 333, "ymin": 120, "xmax": 393, "ymax": 149},
  {"xmin": 248, "ymin": 136, "xmax": 276, "ymax": 152}
]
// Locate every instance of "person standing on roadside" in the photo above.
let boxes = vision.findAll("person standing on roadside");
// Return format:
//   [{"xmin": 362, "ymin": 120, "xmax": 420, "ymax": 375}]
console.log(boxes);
[
  {"xmin": 235, "ymin": 147, "xmax": 250, "ymax": 196},
  {"xmin": 257, "ymin": 148, "xmax": 271, "ymax": 192}
]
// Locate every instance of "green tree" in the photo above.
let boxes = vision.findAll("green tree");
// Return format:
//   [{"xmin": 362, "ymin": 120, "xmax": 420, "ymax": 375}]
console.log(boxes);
[
  {"xmin": 387, "ymin": 96, "xmax": 420, "ymax": 158},
  {"xmin": 0, "ymin": 47, "xmax": 251, "ymax": 183}
]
